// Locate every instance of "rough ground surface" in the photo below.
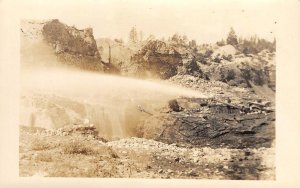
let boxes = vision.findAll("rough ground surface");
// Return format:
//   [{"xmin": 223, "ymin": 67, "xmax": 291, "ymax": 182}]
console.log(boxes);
[
  {"xmin": 19, "ymin": 73, "xmax": 276, "ymax": 179},
  {"xmin": 20, "ymin": 126, "xmax": 275, "ymax": 179},
  {"xmin": 19, "ymin": 19, "xmax": 276, "ymax": 180},
  {"xmin": 138, "ymin": 98, "xmax": 275, "ymax": 149}
]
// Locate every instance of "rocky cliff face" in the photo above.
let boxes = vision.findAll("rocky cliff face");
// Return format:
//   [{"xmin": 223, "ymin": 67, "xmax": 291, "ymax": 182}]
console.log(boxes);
[
  {"xmin": 102, "ymin": 38, "xmax": 275, "ymax": 92},
  {"xmin": 42, "ymin": 19, "xmax": 100, "ymax": 57},
  {"xmin": 21, "ymin": 19, "xmax": 275, "ymax": 90},
  {"xmin": 122, "ymin": 41, "xmax": 275, "ymax": 93},
  {"xmin": 130, "ymin": 40, "xmax": 193, "ymax": 79},
  {"xmin": 21, "ymin": 19, "xmax": 104, "ymax": 72}
]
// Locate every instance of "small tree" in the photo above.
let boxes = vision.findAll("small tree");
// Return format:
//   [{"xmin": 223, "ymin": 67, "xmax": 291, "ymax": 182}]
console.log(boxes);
[
  {"xmin": 272, "ymin": 38, "xmax": 276, "ymax": 52},
  {"xmin": 147, "ymin": 34, "xmax": 155, "ymax": 41},
  {"xmin": 171, "ymin": 33, "xmax": 188, "ymax": 46},
  {"xmin": 238, "ymin": 37, "xmax": 244, "ymax": 44},
  {"xmin": 226, "ymin": 27, "xmax": 238, "ymax": 46},
  {"xmin": 216, "ymin": 39, "xmax": 225, "ymax": 46},
  {"xmin": 139, "ymin": 31, "xmax": 144, "ymax": 42},
  {"xmin": 171, "ymin": 33, "xmax": 180, "ymax": 43},
  {"xmin": 189, "ymin": 39, "xmax": 197, "ymax": 48},
  {"xmin": 114, "ymin": 38, "xmax": 123, "ymax": 44},
  {"xmin": 182, "ymin": 35, "xmax": 188, "ymax": 45},
  {"xmin": 128, "ymin": 27, "xmax": 138, "ymax": 44}
]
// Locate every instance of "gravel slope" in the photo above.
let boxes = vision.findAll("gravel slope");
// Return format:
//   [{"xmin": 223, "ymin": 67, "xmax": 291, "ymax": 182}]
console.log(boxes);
[{"xmin": 19, "ymin": 126, "xmax": 275, "ymax": 179}]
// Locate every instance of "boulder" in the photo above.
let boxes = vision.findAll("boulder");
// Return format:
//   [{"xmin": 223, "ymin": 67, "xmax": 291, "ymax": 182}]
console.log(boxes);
[{"xmin": 168, "ymin": 99, "xmax": 182, "ymax": 112}]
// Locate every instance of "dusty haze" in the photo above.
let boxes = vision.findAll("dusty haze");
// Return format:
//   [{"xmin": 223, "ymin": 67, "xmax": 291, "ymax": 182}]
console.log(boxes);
[
  {"xmin": 20, "ymin": 67, "xmax": 207, "ymax": 138},
  {"xmin": 20, "ymin": 29, "xmax": 207, "ymax": 139}
]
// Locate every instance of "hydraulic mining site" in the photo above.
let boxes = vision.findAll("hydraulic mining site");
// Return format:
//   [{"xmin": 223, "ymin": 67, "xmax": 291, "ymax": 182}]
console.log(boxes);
[{"xmin": 19, "ymin": 19, "xmax": 276, "ymax": 180}]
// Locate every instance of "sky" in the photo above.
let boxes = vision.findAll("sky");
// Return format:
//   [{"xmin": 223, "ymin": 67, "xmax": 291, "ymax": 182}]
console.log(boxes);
[{"xmin": 17, "ymin": 0, "xmax": 279, "ymax": 44}]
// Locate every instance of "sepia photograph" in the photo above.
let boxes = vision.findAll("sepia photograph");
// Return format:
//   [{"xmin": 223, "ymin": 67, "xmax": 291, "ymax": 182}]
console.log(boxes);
[
  {"xmin": 2, "ymin": 0, "xmax": 300, "ymax": 187},
  {"xmin": 18, "ymin": 1, "xmax": 277, "ymax": 180}
]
